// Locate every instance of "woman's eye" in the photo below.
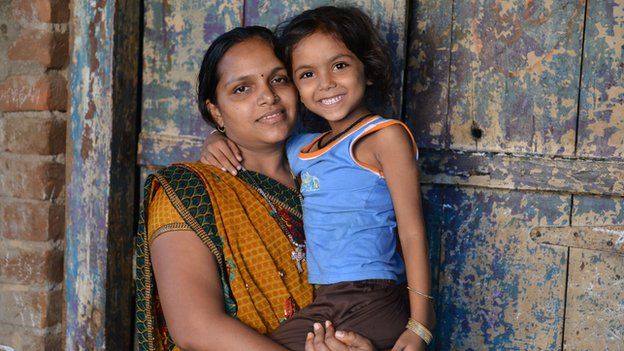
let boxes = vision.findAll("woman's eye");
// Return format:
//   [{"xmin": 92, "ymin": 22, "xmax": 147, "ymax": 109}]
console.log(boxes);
[
  {"xmin": 299, "ymin": 71, "xmax": 314, "ymax": 80},
  {"xmin": 333, "ymin": 62, "xmax": 348, "ymax": 70},
  {"xmin": 233, "ymin": 86, "xmax": 249, "ymax": 94}
]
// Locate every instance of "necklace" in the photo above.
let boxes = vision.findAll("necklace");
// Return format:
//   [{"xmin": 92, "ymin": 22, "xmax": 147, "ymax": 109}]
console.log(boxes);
[
  {"xmin": 239, "ymin": 171, "xmax": 306, "ymax": 273},
  {"xmin": 316, "ymin": 113, "xmax": 374, "ymax": 149}
]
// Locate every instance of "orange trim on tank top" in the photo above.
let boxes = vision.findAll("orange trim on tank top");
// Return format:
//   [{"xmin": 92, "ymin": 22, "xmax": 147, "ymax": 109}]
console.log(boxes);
[
  {"xmin": 298, "ymin": 115, "xmax": 379, "ymax": 160},
  {"xmin": 350, "ymin": 120, "xmax": 419, "ymax": 177}
]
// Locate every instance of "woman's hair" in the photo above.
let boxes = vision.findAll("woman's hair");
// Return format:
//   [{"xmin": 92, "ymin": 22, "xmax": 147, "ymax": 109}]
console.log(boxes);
[
  {"xmin": 276, "ymin": 6, "xmax": 392, "ymax": 99},
  {"xmin": 197, "ymin": 26, "xmax": 277, "ymax": 126}
]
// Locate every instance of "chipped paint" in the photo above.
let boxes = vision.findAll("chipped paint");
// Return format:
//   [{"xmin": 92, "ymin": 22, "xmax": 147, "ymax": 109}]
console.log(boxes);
[
  {"xmin": 436, "ymin": 187, "xmax": 569, "ymax": 350},
  {"xmin": 66, "ymin": 0, "xmax": 139, "ymax": 349},
  {"xmin": 577, "ymin": 0, "xmax": 624, "ymax": 159}
]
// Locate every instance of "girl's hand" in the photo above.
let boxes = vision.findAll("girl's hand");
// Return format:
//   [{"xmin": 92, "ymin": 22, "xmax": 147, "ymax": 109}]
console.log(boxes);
[
  {"xmin": 390, "ymin": 329, "xmax": 426, "ymax": 351},
  {"xmin": 199, "ymin": 131, "xmax": 243, "ymax": 175},
  {"xmin": 305, "ymin": 321, "xmax": 376, "ymax": 351}
]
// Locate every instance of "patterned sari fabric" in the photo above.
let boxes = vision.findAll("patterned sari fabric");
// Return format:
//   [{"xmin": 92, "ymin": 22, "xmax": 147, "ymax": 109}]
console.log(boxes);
[{"xmin": 135, "ymin": 163, "xmax": 313, "ymax": 351}]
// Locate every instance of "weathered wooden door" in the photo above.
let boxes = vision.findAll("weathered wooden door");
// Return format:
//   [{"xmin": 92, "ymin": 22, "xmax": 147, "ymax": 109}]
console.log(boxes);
[
  {"xmin": 407, "ymin": 0, "xmax": 623, "ymax": 349},
  {"xmin": 138, "ymin": 1, "xmax": 623, "ymax": 350}
]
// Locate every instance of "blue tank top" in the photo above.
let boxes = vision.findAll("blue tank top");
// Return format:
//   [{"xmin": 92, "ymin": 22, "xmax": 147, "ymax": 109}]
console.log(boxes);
[{"xmin": 286, "ymin": 116, "xmax": 418, "ymax": 284}]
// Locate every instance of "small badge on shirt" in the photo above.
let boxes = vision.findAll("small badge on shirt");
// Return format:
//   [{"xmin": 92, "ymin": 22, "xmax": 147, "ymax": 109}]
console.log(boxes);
[{"xmin": 300, "ymin": 171, "xmax": 320, "ymax": 192}]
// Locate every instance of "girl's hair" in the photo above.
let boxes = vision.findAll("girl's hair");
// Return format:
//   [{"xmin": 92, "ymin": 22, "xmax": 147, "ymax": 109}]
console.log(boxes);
[
  {"xmin": 197, "ymin": 26, "xmax": 277, "ymax": 126},
  {"xmin": 276, "ymin": 6, "xmax": 392, "ymax": 99}
]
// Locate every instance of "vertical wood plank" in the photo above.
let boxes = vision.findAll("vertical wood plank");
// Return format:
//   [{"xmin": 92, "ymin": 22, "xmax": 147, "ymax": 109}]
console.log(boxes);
[
  {"xmin": 577, "ymin": 0, "xmax": 624, "ymax": 159},
  {"xmin": 565, "ymin": 196, "xmax": 624, "ymax": 350},
  {"xmin": 405, "ymin": 0, "xmax": 453, "ymax": 149},
  {"xmin": 448, "ymin": 0, "xmax": 585, "ymax": 155},
  {"xmin": 142, "ymin": 1, "xmax": 244, "ymax": 139},
  {"xmin": 437, "ymin": 188, "xmax": 569, "ymax": 350},
  {"xmin": 245, "ymin": 0, "xmax": 408, "ymax": 118},
  {"xmin": 66, "ymin": 0, "xmax": 140, "ymax": 349}
]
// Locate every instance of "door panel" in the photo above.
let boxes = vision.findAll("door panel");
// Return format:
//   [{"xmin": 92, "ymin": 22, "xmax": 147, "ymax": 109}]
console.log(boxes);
[
  {"xmin": 447, "ymin": 0, "xmax": 585, "ymax": 155},
  {"xmin": 577, "ymin": 0, "xmax": 624, "ymax": 159},
  {"xmin": 436, "ymin": 188, "xmax": 570, "ymax": 350},
  {"xmin": 142, "ymin": 1, "xmax": 244, "ymax": 139},
  {"xmin": 563, "ymin": 196, "xmax": 624, "ymax": 350},
  {"xmin": 405, "ymin": 0, "xmax": 453, "ymax": 148}
]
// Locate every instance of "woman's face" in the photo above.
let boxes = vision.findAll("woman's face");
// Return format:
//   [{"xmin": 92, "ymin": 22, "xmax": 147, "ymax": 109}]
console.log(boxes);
[{"xmin": 208, "ymin": 37, "xmax": 298, "ymax": 150}]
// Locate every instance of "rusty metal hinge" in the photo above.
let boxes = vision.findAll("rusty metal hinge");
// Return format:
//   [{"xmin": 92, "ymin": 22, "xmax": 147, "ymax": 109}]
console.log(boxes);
[{"xmin": 530, "ymin": 225, "xmax": 624, "ymax": 254}]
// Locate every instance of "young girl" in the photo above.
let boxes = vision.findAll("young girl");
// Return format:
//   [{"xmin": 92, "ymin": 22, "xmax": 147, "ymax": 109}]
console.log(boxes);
[{"xmin": 202, "ymin": 6, "xmax": 434, "ymax": 351}]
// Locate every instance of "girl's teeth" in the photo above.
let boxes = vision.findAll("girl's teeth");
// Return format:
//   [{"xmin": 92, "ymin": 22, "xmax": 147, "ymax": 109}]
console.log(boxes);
[{"xmin": 321, "ymin": 96, "xmax": 343, "ymax": 105}]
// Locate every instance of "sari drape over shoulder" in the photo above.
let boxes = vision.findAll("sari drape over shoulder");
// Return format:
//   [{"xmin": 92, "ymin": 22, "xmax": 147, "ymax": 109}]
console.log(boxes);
[{"xmin": 135, "ymin": 163, "xmax": 313, "ymax": 351}]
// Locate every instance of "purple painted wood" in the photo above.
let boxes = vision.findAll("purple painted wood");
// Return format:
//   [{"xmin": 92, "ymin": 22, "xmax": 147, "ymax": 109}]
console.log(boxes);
[
  {"xmin": 565, "ymin": 196, "xmax": 624, "ymax": 350},
  {"xmin": 436, "ymin": 187, "xmax": 570, "ymax": 350},
  {"xmin": 142, "ymin": 1, "xmax": 244, "ymax": 139},
  {"xmin": 66, "ymin": 0, "xmax": 139, "ymax": 349},
  {"xmin": 577, "ymin": 0, "xmax": 624, "ymax": 159},
  {"xmin": 405, "ymin": 0, "xmax": 453, "ymax": 148},
  {"xmin": 447, "ymin": 0, "xmax": 585, "ymax": 155}
]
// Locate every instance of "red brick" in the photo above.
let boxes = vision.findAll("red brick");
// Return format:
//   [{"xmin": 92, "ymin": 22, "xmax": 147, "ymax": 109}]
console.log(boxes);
[
  {"xmin": 0, "ymin": 243, "xmax": 63, "ymax": 285},
  {"xmin": 8, "ymin": 30, "xmax": 69, "ymax": 68},
  {"xmin": 1, "ymin": 200, "xmax": 64, "ymax": 241},
  {"xmin": 0, "ymin": 157, "xmax": 65, "ymax": 200},
  {"xmin": 0, "ymin": 75, "xmax": 67, "ymax": 112},
  {"xmin": 0, "ymin": 286, "xmax": 62, "ymax": 328},
  {"xmin": 12, "ymin": 0, "xmax": 70, "ymax": 23},
  {"xmin": 2, "ymin": 115, "xmax": 66, "ymax": 155}
]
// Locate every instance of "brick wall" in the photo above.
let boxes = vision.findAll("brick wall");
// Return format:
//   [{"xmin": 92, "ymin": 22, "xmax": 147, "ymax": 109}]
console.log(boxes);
[{"xmin": 0, "ymin": 0, "xmax": 69, "ymax": 349}]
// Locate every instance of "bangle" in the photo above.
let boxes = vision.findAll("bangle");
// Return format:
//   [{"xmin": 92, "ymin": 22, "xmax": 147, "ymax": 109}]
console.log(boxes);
[
  {"xmin": 407, "ymin": 286, "xmax": 434, "ymax": 301},
  {"xmin": 406, "ymin": 318, "xmax": 433, "ymax": 345}
]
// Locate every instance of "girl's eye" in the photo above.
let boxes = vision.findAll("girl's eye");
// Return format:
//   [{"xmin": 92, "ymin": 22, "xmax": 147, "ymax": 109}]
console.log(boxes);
[
  {"xmin": 299, "ymin": 71, "xmax": 314, "ymax": 80},
  {"xmin": 233, "ymin": 86, "xmax": 250, "ymax": 94},
  {"xmin": 333, "ymin": 62, "xmax": 349, "ymax": 70},
  {"xmin": 271, "ymin": 76, "xmax": 290, "ymax": 84}
]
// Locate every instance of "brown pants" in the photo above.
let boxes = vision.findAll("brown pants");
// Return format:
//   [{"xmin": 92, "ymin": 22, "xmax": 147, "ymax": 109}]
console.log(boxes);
[{"xmin": 269, "ymin": 280, "xmax": 409, "ymax": 351}]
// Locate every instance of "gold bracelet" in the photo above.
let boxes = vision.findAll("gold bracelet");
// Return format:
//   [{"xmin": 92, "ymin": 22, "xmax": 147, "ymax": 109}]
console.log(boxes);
[
  {"xmin": 406, "ymin": 318, "xmax": 433, "ymax": 345},
  {"xmin": 407, "ymin": 286, "xmax": 434, "ymax": 300}
]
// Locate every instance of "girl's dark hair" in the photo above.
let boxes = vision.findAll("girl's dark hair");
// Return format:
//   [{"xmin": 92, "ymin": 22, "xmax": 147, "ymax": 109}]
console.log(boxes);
[
  {"xmin": 276, "ymin": 6, "xmax": 392, "ymax": 99},
  {"xmin": 197, "ymin": 26, "xmax": 276, "ymax": 126}
]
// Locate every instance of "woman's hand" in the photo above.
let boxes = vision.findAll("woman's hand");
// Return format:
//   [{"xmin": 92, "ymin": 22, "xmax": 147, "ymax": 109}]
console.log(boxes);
[
  {"xmin": 305, "ymin": 321, "xmax": 376, "ymax": 351},
  {"xmin": 390, "ymin": 329, "xmax": 426, "ymax": 351},
  {"xmin": 200, "ymin": 130, "xmax": 243, "ymax": 175}
]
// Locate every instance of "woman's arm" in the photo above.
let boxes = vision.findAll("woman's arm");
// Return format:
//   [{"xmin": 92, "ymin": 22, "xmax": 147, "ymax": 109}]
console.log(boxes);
[
  {"xmin": 368, "ymin": 124, "xmax": 435, "ymax": 349},
  {"xmin": 151, "ymin": 230, "xmax": 288, "ymax": 351}
]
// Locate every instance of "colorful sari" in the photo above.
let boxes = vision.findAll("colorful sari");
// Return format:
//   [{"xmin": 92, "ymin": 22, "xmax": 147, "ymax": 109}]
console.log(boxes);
[{"xmin": 135, "ymin": 163, "xmax": 314, "ymax": 350}]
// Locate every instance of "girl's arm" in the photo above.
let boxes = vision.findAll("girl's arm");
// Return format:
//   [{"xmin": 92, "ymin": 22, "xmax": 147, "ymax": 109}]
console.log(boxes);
[
  {"xmin": 364, "ymin": 124, "xmax": 434, "ymax": 350},
  {"xmin": 200, "ymin": 130, "xmax": 243, "ymax": 175},
  {"xmin": 151, "ymin": 230, "xmax": 288, "ymax": 351}
]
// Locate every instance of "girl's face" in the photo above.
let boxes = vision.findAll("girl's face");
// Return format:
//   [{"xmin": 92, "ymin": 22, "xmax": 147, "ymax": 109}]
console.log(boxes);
[
  {"xmin": 208, "ymin": 37, "xmax": 297, "ymax": 150},
  {"xmin": 291, "ymin": 31, "xmax": 369, "ymax": 127}
]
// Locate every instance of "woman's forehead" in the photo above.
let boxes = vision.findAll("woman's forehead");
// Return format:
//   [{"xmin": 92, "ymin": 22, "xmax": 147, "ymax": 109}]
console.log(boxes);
[{"xmin": 218, "ymin": 38, "xmax": 284, "ymax": 79}]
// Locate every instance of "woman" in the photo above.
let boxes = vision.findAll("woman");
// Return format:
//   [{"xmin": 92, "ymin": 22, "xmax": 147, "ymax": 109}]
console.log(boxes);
[{"xmin": 135, "ymin": 26, "xmax": 375, "ymax": 351}]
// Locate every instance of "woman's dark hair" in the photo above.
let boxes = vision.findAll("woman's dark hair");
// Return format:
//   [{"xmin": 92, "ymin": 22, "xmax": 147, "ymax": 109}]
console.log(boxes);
[
  {"xmin": 197, "ymin": 26, "xmax": 276, "ymax": 126},
  {"xmin": 276, "ymin": 6, "xmax": 392, "ymax": 99}
]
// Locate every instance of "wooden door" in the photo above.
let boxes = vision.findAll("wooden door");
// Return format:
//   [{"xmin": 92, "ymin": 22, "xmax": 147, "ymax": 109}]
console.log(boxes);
[
  {"xmin": 406, "ymin": 0, "xmax": 623, "ymax": 349},
  {"xmin": 138, "ymin": 1, "xmax": 623, "ymax": 350}
]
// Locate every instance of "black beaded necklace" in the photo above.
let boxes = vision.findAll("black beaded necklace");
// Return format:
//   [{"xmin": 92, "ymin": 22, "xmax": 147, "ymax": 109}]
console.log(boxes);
[{"xmin": 316, "ymin": 113, "xmax": 374, "ymax": 149}]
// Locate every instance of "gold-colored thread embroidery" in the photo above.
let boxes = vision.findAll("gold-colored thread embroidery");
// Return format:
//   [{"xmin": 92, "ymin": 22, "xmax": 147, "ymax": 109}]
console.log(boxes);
[{"xmin": 150, "ymin": 223, "xmax": 192, "ymax": 245}]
